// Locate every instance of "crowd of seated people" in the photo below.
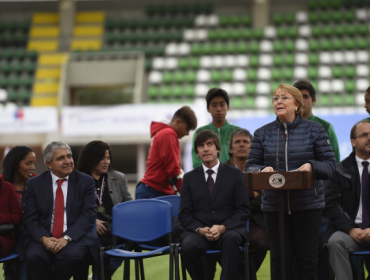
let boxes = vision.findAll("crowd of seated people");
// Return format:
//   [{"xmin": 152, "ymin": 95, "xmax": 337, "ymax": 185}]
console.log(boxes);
[{"xmin": 0, "ymin": 84, "xmax": 369, "ymax": 280}]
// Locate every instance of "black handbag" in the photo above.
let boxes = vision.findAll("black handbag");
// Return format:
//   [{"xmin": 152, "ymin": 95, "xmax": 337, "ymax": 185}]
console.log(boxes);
[{"xmin": 0, "ymin": 224, "xmax": 14, "ymax": 236}]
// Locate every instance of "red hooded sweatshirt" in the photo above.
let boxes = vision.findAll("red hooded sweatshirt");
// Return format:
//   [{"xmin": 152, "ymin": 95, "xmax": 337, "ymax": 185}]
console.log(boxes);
[{"xmin": 141, "ymin": 121, "xmax": 183, "ymax": 195}]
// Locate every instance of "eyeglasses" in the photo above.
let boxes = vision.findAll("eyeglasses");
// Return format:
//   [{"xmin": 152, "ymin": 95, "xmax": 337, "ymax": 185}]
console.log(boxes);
[
  {"xmin": 272, "ymin": 96, "xmax": 292, "ymax": 102},
  {"xmin": 354, "ymin": 132, "xmax": 370, "ymax": 139}
]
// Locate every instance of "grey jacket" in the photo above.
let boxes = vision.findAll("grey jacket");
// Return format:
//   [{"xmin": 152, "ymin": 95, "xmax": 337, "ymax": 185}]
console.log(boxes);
[{"xmin": 106, "ymin": 170, "xmax": 132, "ymax": 205}]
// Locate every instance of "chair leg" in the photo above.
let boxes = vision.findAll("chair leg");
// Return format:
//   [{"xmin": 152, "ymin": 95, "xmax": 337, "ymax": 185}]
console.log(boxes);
[
  {"xmin": 169, "ymin": 244, "xmax": 174, "ymax": 280},
  {"xmin": 180, "ymin": 254, "xmax": 187, "ymax": 280},
  {"xmin": 173, "ymin": 244, "xmax": 179, "ymax": 280},
  {"xmin": 134, "ymin": 259, "xmax": 140, "ymax": 280},
  {"xmin": 100, "ymin": 248, "xmax": 106, "ymax": 280},
  {"xmin": 357, "ymin": 256, "xmax": 362, "ymax": 280},
  {"xmin": 123, "ymin": 260, "xmax": 130, "ymax": 280},
  {"xmin": 139, "ymin": 259, "xmax": 145, "ymax": 280}
]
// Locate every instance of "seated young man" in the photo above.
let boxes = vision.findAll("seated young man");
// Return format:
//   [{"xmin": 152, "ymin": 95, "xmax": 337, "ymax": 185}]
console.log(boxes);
[{"xmin": 179, "ymin": 130, "xmax": 250, "ymax": 280}]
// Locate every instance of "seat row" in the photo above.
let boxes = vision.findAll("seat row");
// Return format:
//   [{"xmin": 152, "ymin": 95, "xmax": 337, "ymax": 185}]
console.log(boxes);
[
  {"xmin": 0, "ymin": 62, "xmax": 37, "ymax": 75},
  {"xmin": 0, "ymin": 21, "xmax": 30, "ymax": 33},
  {"xmin": 0, "ymin": 50, "xmax": 38, "ymax": 61},
  {"xmin": 146, "ymin": 3, "xmax": 213, "ymax": 16},
  {"xmin": 106, "ymin": 31, "xmax": 183, "ymax": 44},
  {"xmin": 0, "ymin": 76, "xmax": 34, "ymax": 88},
  {"xmin": 308, "ymin": 0, "xmax": 367, "ymax": 10}
]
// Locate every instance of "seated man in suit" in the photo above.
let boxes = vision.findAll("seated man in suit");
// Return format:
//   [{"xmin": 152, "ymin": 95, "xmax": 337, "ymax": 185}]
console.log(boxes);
[
  {"xmin": 323, "ymin": 121, "xmax": 370, "ymax": 280},
  {"xmin": 179, "ymin": 130, "xmax": 250, "ymax": 280},
  {"xmin": 19, "ymin": 141, "xmax": 100, "ymax": 280}
]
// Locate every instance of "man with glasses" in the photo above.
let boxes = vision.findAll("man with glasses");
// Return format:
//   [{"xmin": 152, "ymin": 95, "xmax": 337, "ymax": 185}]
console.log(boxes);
[
  {"xmin": 293, "ymin": 80, "xmax": 340, "ymax": 162},
  {"xmin": 323, "ymin": 121, "xmax": 370, "ymax": 280}
]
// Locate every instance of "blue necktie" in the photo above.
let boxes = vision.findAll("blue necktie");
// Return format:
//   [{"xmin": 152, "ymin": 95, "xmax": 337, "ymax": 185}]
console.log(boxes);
[
  {"xmin": 206, "ymin": 169, "xmax": 215, "ymax": 196},
  {"xmin": 362, "ymin": 161, "xmax": 369, "ymax": 229}
]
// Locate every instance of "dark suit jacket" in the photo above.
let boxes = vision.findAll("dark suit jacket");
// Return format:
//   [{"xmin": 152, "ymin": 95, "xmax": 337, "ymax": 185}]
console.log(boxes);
[
  {"xmin": 18, "ymin": 170, "xmax": 100, "ymax": 264},
  {"xmin": 178, "ymin": 162, "xmax": 250, "ymax": 238}
]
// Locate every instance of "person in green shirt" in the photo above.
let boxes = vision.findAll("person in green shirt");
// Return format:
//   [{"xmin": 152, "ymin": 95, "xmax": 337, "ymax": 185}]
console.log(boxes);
[
  {"xmin": 293, "ymin": 80, "xmax": 340, "ymax": 162},
  {"xmin": 361, "ymin": 86, "xmax": 370, "ymax": 123},
  {"xmin": 191, "ymin": 88, "xmax": 240, "ymax": 169}
]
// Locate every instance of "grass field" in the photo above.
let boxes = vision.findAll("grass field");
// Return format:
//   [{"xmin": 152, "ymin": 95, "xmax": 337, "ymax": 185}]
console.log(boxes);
[{"xmin": 1, "ymin": 252, "xmax": 271, "ymax": 280}]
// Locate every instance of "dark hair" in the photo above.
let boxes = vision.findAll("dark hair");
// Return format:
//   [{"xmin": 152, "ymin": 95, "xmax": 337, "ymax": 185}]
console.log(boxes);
[
  {"xmin": 228, "ymin": 129, "xmax": 253, "ymax": 158},
  {"xmin": 1, "ymin": 146, "xmax": 34, "ymax": 184},
  {"xmin": 293, "ymin": 80, "xmax": 316, "ymax": 101},
  {"xmin": 366, "ymin": 87, "xmax": 370, "ymax": 95},
  {"xmin": 206, "ymin": 88, "xmax": 229, "ymax": 108},
  {"xmin": 350, "ymin": 120, "xmax": 370, "ymax": 140},
  {"xmin": 77, "ymin": 141, "xmax": 113, "ymax": 175},
  {"xmin": 194, "ymin": 130, "xmax": 221, "ymax": 158},
  {"xmin": 171, "ymin": 106, "xmax": 197, "ymax": 130}
]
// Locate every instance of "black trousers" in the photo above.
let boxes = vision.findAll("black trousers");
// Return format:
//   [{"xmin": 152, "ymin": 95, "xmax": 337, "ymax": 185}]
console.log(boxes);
[
  {"xmin": 25, "ymin": 239, "xmax": 89, "ymax": 280},
  {"xmin": 181, "ymin": 229, "xmax": 244, "ymax": 280},
  {"xmin": 264, "ymin": 209, "xmax": 322, "ymax": 280}
]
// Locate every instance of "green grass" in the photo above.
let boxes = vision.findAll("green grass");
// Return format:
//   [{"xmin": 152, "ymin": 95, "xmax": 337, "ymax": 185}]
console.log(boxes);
[{"xmin": 1, "ymin": 252, "xmax": 271, "ymax": 280}]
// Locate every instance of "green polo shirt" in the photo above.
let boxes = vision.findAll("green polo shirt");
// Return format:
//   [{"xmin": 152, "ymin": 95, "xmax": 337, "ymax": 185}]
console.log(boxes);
[
  {"xmin": 307, "ymin": 114, "xmax": 340, "ymax": 162},
  {"xmin": 191, "ymin": 121, "xmax": 240, "ymax": 169}
]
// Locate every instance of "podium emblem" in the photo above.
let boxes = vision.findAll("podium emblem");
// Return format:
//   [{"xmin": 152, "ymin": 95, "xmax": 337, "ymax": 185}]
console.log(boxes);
[{"xmin": 269, "ymin": 173, "xmax": 286, "ymax": 188}]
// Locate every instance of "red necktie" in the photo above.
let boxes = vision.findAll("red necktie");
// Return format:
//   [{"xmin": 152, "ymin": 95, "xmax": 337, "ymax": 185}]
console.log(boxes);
[{"xmin": 52, "ymin": 179, "xmax": 66, "ymax": 239}]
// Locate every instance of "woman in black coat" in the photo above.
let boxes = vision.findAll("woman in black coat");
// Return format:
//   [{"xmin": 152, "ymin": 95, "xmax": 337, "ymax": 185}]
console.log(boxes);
[{"xmin": 246, "ymin": 84, "xmax": 336, "ymax": 280}]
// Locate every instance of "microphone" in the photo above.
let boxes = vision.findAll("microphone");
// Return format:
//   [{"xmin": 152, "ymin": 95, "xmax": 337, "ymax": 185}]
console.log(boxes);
[{"xmin": 276, "ymin": 124, "xmax": 280, "ymax": 172}]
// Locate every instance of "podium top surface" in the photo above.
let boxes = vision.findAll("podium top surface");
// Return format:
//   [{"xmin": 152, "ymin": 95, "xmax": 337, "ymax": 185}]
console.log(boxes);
[{"xmin": 244, "ymin": 171, "xmax": 315, "ymax": 191}]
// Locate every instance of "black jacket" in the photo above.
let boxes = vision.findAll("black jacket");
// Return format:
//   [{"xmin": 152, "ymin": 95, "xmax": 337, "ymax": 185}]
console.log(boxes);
[
  {"xmin": 321, "ymin": 152, "xmax": 367, "ymax": 248},
  {"xmin": 179, "ymin": 163, "xmax": 250, "ymax": 239},
  {"xmin": 246, "ymin": 115, "xmax": 336, "ymax": 212}
]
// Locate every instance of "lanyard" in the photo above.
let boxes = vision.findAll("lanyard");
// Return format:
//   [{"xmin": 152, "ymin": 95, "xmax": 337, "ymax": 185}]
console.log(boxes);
[{"xmin": 95, "ymin": 177, "xmax": 105, "ymax": 205}]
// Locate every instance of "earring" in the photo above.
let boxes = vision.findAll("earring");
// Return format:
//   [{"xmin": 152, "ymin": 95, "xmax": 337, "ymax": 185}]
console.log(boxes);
[{"xmin": 295, "ymin": 108, "xmax": 298, "ymax": 112}]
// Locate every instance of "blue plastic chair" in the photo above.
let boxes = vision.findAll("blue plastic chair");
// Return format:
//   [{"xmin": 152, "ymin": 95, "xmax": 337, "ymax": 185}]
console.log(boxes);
[
  {"xmin": 154, "ymin": 195, "xmax": 180, "ymax": 218},
  {"xmin": 0, "ymin": 254, "xmax": 21, "ymax": 280},
  {"xmin": 100, "ymin": 199, "xmax": 175, "ymax": 280}
]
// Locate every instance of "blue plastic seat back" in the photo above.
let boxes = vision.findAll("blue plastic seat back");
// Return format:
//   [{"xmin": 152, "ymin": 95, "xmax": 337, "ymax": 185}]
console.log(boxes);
[
  {"xmin": 112, "ymin": 199, "xmax": 172, "ymax": 243},
  {"xmin": 154, "ymin": 195, "xmax": 180, "ymax": 218},
  {"xmin": 0, "ymin": 253, "xmax": 18, "ymax": 262}
]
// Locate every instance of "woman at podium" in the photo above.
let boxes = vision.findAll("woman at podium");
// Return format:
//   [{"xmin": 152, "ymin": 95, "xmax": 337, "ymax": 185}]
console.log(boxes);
[{"xmin": 246, "ymin": 84, "xmax": 336, "ymax": 280}]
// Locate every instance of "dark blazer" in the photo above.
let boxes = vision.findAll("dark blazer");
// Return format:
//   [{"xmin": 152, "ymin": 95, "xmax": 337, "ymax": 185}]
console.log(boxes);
[
  {"xmin": 178, "ymin": 162, "xmax": 250, "ymax": 238},
  {"xmin": 321, "ymin": 152, "xmax": 365, "ymax": 248},
  {"xmin": 18, "ymin": 170, "xmax": 100, "ymax": 264}
]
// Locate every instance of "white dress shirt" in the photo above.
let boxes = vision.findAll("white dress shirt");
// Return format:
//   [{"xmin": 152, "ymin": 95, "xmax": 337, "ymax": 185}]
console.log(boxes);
[
  {"xmin": 355, "ymin": 155, "xmax": 370, "ymax": 225},
  {"xmin": 50, "ymin": 172, "xmax": 69, "ymax": 233},
  {"xmin": 202, "ymin": 160, "xmax": 220, "ymax": 183}
]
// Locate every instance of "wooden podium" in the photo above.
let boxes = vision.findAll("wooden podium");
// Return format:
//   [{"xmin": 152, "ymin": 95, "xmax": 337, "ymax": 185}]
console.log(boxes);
[{"xmin": 244, "ymin": 171, "xmax": 316, "ymax": 280}]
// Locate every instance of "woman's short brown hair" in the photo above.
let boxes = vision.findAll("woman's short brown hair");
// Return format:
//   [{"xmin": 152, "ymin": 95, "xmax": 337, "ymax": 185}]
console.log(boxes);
[
  {"xmin": 194, "ymin": 130, "xmax": 221, "ymax": 157},
  {"xmin": 273, "ymin": 84, "xmax": 303, "ymax": 118}
]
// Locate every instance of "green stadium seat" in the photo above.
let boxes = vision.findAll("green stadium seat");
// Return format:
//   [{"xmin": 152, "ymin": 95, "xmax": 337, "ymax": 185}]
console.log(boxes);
[
  {"xmin": 237, "ymin": 42, "xmax": 248, "ymax": 53},
  {"xmin": 344, "ymin": 10, "xmax": 355, "ymax": 21},
  {"xmin": 162, "ymin": 72, "xmax": 172, "ymax": 84},
  {"xmin": 323, "ymin": 25, "xmax": 334, "ymax": 37},
  {"xmin": 308, "ymin": 0, "xmax": 319, "ymax": 10},
  {"xmin": 0, "ymin": 63, "xmax": 11, "ymax": 75},
  {"xmin": 333, "ymin": 94, "xmax": 342, "ymax": 106},
  {"xmin": 246, "ymin": 68, "xmax": 257, "ymax": 81},
  {"xmin": 270, "ymin": 82, "xmax": 280, "ymax": 92},
  {"xmin": 249, "ymin": 41, "xmax": 259, "ymax": 53},
  {"xmin": 285, "ymin": 41, "xmax": 295, "ymax": 52},
  {"xmin": 214, "ymin": 43, "xmax": 225, "ymax": 55},
  {"xmin": 246, "ymin": 84, "xmax": 256, "ymax": 95},
  {"xmin": 319, "ymin": 11, "xmax": 331, "ymax": 23},
  {"xmin": 241, "ymin": 15, "xmax": 251, "ymax": 26},
  {"xmin": 346, "ymin": 25, "xmax": 356, "ymax": 36},
  {"xmin": 211, "ymin": 70, "xmax": 221, "ymax": 82},
  {"xmin": 19, "ymin": 90, "xmax": 31, "ymax": 101},
  {"xmin": 14, "ymin": 49, "xmax": 27, "ymax": 60},
  {"xmin": 145, "ymin": 59, "xmax": 152, "ymax": 70},
  {"xmin": 357, "ymin": 38, "xmax": 367, "ymax": 49},
  {"xmin": 185, "ymin": 71, "xmax": 196, "ymax": 83},
  {"xmin": 249, "ymin": 56, "xmax": 259, "ymax": 67},
  {"xmin": 273, "ymin": 55, "xmax": 283, "ymax": 66},
  {"xmin": 223, "ymin": 70, "xmax": 233, "ymax": 82},
  {"xmin": 173, "ymin": 71, "xmax": 185, "ymax": 83},
  {"xmin": 231, "ymin": 97, "xmax": 242, "ymax": 109},
  {"xmin": 309, "ymin": 53, "xmax": 319, "ymax": 64},
  {"xmin": 334, "ymin": 25, "xmax": 345, "ymax": 36},
  {"xmin": 345, "ymin": 80, "xmax": 355, "ymax": 92},
  {"xmin": 252, "ymin": 29, "xmax": 263, "ymax": 40},
  {"xmin": 230, "ymin": 29, "xmax": 241, "ymax": 40},
  {"xmin": 11, "ymin": 63, "xmax": 23, "ymax": 75},
  {"xmin": 321, "ymin": 39, "xmax": 331, "ymax": 51},
  {"xmin": 345, "ymin": 94, "xmax": 355, "ymax": 106},
  {"xmin": 219, "ymin": 16, "xmax": 229, "ymax": 27},
  {"xmin": 105, "ymin": 20, "xmax": 115, "ymax": 31},
  {"xmin": 208, "ymin": 30, "xmax": 217, "ymax": 41},
  {"xmin": 358, "ymin": 24, "xmax": 368, "ymax": 35},
  {"xmin": 172, "ymin": 85, "xmax": 182, "ymax": 98},
  {"xmin": 273, "ymin": 14, "xmax": 284, "ymax": 25},
  {"xmin": 7, "ymin": 90, "xmax": 17, "ymax": 102},
  {"xmin": 273, "ymin": 41, "xmax": 283, "ymax": 52},
  {"xmin": 230, "ymin": 15, "xmax": 241, "ymax": 26},
  {"xmin": 285, "ymin": 54, "xmax": 295, "ymax": 66},
  {"xmin": 148, "ymin": 86, "xmax": 159, "ymax": 99},
  {"xmin": 185, "ymin": 85, "xmax": 195, "ymax": 97},
  {"xmin": 319, "ymin": 94, "xmax": 330, "ymax": 107},
  {"xmin": 8, "ymin": 77, "xmax": 20, "ymax": 88},
  {"xmin": 271, "ymin": 68, "xmax": 281, "ymax": 80},
  {"xmin": 0, "ymin": 77, "xmax": 8, "ymax": 88},
  {"xmin": 311, "ymin": 26, "xmax": 322, "ymax": 37},
  {"xmin": 159, "ymin": 85, "xmax": 170, "ymax": 98},
  {"xmin": 332, "ymin": 11, "xmax": 342, "ymax": 22},
  {"xmin": 332, "ymin": 66, "xmax": 343, "ymax": 78},
  {"xmin": 345, "ymin": 66, "xmax": 356, "ymax": 78},
  {"xmin": 309, "ymin": 12, "xmax": 320, "ymax": 23},
  {"xmin": 308, "ymin": 67, "xmax": 318, "ymax": 79},
  {"xmin": 245, "ymin": 97, "xmax": 255, "ymax": 108},
  {"xmin": 160, "ymin": 99, "xmax": 169, "ymax": 104},
  {"xmin": 240, "ymin": 29, "xmax": 252, "ymax": 40},
  {"xmin": 333, "ymin": 38, "xmax": 343, "ymax": 50}
]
